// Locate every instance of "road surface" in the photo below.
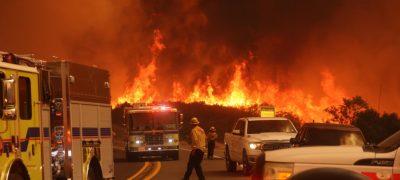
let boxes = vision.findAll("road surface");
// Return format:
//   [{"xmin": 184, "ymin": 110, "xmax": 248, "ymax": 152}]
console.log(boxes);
[{"xmin": 114, "ymin": 142, "xmax": 250, "ymax": 180}]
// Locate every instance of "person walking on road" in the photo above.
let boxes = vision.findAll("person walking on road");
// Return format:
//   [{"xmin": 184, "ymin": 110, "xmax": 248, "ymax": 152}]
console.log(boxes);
[
  {"xmin": 207, "ymin": 126, "xmax": 218, "ymax": 159},
  {"xmin": 183, "ymin": 117, "xmax": 206, "ymax": 180}
]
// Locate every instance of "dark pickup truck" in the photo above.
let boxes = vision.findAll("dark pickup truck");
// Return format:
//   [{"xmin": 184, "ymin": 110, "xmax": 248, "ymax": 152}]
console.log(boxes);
[{"xmin": 290, "ymin": 123, "xmax": 366, "ymax": 147}]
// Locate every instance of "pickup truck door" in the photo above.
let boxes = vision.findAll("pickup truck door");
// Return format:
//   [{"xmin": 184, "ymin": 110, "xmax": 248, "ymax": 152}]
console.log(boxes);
[{"xmin": 231, "ymin": 120, "xmax": 246, "ymax": 161}]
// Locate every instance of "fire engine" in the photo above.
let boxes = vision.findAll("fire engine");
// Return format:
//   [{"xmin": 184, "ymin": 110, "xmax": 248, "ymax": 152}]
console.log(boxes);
[
  {"xmin": 123, "ymin": 105, "xmax": 182, "ymax": 161},
  {"xmin": 0, "ymin": 51, "xmax": 114, "ymax": 179}
]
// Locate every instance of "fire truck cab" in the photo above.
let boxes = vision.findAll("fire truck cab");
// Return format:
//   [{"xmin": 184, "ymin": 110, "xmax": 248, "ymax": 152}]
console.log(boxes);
[
  {"xmin": 0, "ymin": 51, "xmax": 114, "ymax": 180},
  {"xmin": 124, "ymin": 105, "xmax": 182, "ymax": 161}
]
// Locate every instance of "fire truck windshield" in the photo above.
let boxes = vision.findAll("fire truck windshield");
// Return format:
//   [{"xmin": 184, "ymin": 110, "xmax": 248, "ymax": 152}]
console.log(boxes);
[{"xmin": 128, "ymin": 111, "xmax": 178, "ymax": 131}]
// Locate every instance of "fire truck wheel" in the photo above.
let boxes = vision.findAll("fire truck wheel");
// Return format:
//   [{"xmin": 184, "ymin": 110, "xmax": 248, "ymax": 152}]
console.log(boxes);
[
  {"xmin": 87, "ymin": 157, "xmax": 103, "ymax": 180},
  {"xmin": 171, "ymin": 151, "xmax": 179, "ymax": 160},
  {"xmin": 126, "ymin": 152, "xmax": 139, "ymax": 161},
  {"xmin": 8, "ymin": 173, "xmax": 25, "ymax": 180},
  {"xmin": 8, "ymin": 160, "xmax": 30, "ymax": 180}
]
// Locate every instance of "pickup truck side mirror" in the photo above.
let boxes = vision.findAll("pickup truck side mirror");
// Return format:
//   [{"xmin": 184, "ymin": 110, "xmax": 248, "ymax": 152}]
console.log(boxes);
[
  {"xmin": 232, "ymin": 129, "xmax": 240, "ymax": 135},
  {"xmin": 363, "ymin": 142, "xmax": 377, "ymax": 151}
]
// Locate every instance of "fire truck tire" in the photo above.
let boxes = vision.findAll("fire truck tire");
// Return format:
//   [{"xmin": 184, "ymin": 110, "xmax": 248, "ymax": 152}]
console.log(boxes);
[
  {"xmin": 126, "ymin": 152, "xmax": 139, "ymax": 161},
  {"xmin": 8, "ymin": 173, "xmax": 25, "ymax": 180},
  {"xmin": 87, "ymin": 157, "xmax": 103, "ymax": 180},
  {"xmin": 171, "ymin": 151, "xmax": 179, "ymax": 160},
  {"xmin": 8, "ymin": 160, "xmax": 30, "ymax": 180}
]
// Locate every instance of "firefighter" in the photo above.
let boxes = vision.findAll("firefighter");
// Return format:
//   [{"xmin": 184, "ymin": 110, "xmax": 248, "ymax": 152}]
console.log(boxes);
[
  {"xmin": 207, "ymin": 126, "xmax": 218, "ymax": 159},
  {"xmin": 183, "ymin": 117, "xmax": 206, "ymax": 180}
]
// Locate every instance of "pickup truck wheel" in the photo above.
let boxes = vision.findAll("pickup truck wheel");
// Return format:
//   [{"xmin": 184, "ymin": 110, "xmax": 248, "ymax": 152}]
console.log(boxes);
[
  {"xmin": 242, "ymin": 150, "xmax": 252, "ymax": 176},
  {"xmin": 224, "ymin": 145, "xmax": 237, "ymax": 172}
]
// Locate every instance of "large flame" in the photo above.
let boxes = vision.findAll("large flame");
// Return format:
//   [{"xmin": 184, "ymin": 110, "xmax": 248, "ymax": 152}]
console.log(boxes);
[
  {"xmin": 113, "ymin": 30, "xmax": 346, "ymax": 122},
  {"xmin": 116, "ymin": 29, "xmax": 165, "ymax": 104}
]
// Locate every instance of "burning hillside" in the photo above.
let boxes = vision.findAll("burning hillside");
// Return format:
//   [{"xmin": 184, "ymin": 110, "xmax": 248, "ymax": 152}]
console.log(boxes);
[{"xmin": 114, "ymin": 29, "xmax": 345, "ymax": 122}]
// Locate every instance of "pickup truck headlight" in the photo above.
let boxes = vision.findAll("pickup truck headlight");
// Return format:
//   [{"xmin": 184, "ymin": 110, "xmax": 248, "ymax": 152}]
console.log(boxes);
[
  {"xmin": 249, "ymin": 142, "xmax": 262, "ymax": 150},
  {"xmin": 264, "ymin": 162, "xmax": 294, "ymax": 180}
]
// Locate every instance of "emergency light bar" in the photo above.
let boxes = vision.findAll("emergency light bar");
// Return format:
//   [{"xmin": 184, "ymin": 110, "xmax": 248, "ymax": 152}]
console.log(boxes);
[{"xmin": 260, "ymin": 106, "xmax": 275, "ymax": 118}]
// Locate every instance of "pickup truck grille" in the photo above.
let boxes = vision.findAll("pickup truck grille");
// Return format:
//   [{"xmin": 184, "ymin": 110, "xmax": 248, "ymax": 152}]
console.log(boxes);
[
  {"xmin": 145, "ymin": 133, "xmax": 163, "ymax": 145},
  {"xmin": 262, "ymin": 143, "xmax": 291, "ymax": 151}
]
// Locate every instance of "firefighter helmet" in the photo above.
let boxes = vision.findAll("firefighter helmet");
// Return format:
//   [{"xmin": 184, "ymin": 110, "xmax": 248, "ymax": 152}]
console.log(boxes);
[{"xmin": 191, "ymin": 117, "xmax": 200, "ymax": 125}]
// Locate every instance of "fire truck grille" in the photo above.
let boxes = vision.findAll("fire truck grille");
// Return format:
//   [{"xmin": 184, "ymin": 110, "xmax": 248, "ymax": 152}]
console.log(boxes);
[
  {"xmin": 262, "ymin": 143, "xmax": 291, "ymax": 151},
  {"xmin": 145, "ymin": 133, "xmax": 163, "ymax": 145}
]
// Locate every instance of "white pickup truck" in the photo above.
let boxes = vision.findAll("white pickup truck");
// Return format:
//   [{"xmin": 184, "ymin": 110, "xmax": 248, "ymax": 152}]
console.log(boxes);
[
  {"xmin": 224, "ymin": 117, "xmax": 298, "ymax": 175},
  {"xmin": 259, "ymin": 130, "xmax": 400, "ymax": 180}
]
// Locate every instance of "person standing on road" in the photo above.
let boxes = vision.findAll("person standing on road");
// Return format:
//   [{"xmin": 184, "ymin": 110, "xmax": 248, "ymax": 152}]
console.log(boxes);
[
  {"xmin": 183, "ymin": 117, "xmax": 206, "ymax": 180},
  {"xmin": 207, "ymin": 126, "xmax": 218, "ymax": 159}
]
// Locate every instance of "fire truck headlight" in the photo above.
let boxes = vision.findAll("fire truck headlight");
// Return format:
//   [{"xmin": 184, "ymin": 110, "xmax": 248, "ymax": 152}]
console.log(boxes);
[
  {"xmin": 135, "ymin": 140, "xmax": 141, "ymax": 144},
  {"xmin": 168, "ymin": 139, "xmax": 173, "ymax": 143}
]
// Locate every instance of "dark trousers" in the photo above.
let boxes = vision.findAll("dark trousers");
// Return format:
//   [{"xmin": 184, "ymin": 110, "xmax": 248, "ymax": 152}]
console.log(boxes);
[
  {"xmin": 183, "ymin": 149, "xmax": 205, "ymax": 180},
  {"xmin": 207, "ymin": 141, "xmax": 215, "ymax": 159}
]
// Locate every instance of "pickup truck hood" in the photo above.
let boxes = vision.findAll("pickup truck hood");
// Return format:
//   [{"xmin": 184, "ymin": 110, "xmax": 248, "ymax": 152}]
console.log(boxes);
[
  {"xmin": 264, "ymin": 146, "xmax": 375, "ymax": 165},
  {"xmin": 247, "ymin": 132, "xmax": 296, "ymax": 142}
]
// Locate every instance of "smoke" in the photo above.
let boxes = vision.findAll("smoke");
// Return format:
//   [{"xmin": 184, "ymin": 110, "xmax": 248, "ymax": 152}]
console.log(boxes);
[{"xmin": 0, "ymin": 0, "xmax": 399, "ymax": 113}]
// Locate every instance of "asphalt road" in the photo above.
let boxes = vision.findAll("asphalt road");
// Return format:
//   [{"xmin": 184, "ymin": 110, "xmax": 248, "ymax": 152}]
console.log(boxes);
[
  {"xmin": 114, "ymin": 142, "xmax": 250, "ymax": 180},
  {"xmin": 114, "ymin": 148, "xmax": 145, "ymax": 179}
]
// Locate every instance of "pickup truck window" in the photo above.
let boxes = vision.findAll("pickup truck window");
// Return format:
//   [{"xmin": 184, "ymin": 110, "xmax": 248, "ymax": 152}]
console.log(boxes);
[
  {"xmin": 247, "ymin": 120, "xmax": 296, "ymax": 134},
  {"xmin": 303, "ymin": 128, "xmax": 365, "ymax": 146},
  {"xmin": 375, "ymin": 130, "xmax": 400, "ymax": 152},
  {"xmin": 233, "ymin": 120, "xmax": 245, "ymax": 136}
]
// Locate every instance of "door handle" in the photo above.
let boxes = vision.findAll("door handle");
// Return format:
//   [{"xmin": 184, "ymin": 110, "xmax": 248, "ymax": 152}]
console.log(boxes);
[{"xmin": 31, "ymin": 144, "xmax": 35, "ymax": 156}]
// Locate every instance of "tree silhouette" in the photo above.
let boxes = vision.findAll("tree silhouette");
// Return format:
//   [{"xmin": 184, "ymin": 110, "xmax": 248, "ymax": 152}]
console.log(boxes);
[
  {"xmin": 325, "ymin": 96, "xmax": 400, "ymax": 143},
  {"xmin": 325, "ymin": 96, "xmax": 369, "ymax": 125},
  {"xmin": 354, "ymin": 109, "xmax": 400, "ymax": 144}
]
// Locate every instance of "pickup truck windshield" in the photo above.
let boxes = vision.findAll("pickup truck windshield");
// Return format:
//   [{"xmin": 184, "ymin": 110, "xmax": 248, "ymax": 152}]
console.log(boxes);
[
  {"xmin": 304, "ymin": 128, "xmax": 365, "ymax": 146},
  {"xmin": 247, "ymin": 120, "xmax": 296, "ymax": 134}
]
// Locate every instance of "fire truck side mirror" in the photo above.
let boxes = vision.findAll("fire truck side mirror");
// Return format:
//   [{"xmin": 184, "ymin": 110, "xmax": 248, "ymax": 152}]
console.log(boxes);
[
  {"xmin": 179, "ymin": 113, "xmax": 184, "ymax": 128},
  {"xmin": 2, "ymin": 78, "xmax": 16, "ymax": 120}
]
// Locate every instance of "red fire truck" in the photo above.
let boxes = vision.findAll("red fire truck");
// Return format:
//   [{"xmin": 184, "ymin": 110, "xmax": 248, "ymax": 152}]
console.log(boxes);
[
  {"xmin": 123, "ymin": 105, "xmax": 182, "ymax": 161},
  {"xmin": 0, "ymin": 51, "xmax": 114, "ymax": 179}
]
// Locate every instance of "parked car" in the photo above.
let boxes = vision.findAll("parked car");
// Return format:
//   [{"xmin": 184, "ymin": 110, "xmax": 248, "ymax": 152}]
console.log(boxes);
[{"xmin": 290, "ymin": 123, "xmax": 366, "ymax": 147}]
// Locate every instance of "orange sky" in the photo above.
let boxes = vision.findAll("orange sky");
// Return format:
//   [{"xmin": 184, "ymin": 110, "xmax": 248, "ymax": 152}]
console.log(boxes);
[{"xmin": 0, "ymin": 0, "xmax": 399, "ymax": 117}]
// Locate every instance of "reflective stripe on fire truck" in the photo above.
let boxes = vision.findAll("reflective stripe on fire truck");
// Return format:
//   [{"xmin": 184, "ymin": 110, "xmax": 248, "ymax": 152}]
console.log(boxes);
[
  {"xmin": 71, "ymin": 127, "xmax": 112, "ymax": 139},
  {"xmin": 100, "ymin": 128, "xmax": 111, "ymax": 138},
  {"xmin": 1, "ymin": 127, "xmax": 43, "ymax": 152},
  {"xmin": 43, "ymin": 127, "xmax": 50, "ymax": 138}
]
